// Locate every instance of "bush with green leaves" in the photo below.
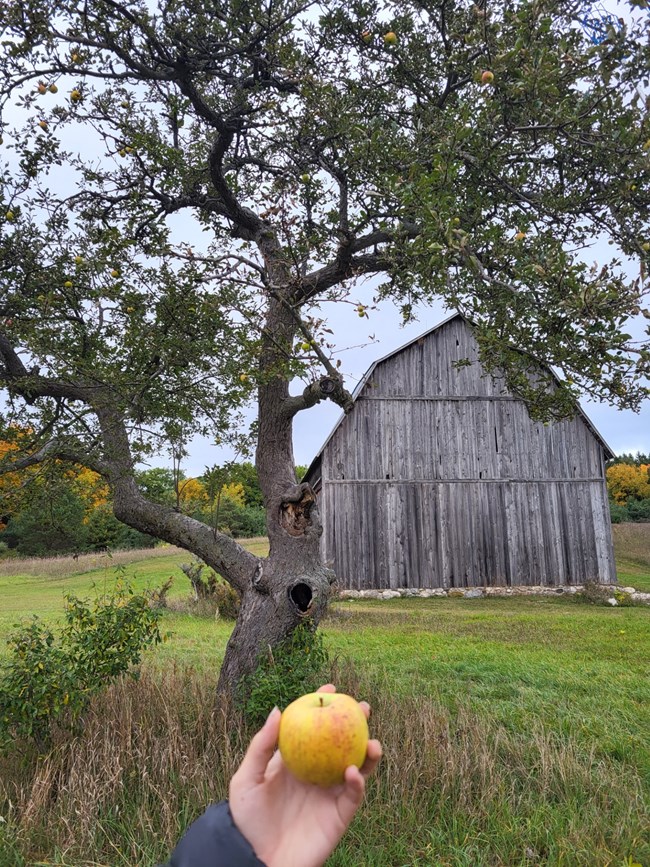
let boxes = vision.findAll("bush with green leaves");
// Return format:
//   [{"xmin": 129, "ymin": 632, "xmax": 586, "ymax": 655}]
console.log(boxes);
[
  {"xmin": 0, "ymin": 582, "xmax": 162, "ymax": 750},
  {"xmin": 609, "ymin": 501, "xmax": 629, "ymax": 523},
  {"xmin": 239, "ymin": 622, "xmax": 330, "ymax": 725}
]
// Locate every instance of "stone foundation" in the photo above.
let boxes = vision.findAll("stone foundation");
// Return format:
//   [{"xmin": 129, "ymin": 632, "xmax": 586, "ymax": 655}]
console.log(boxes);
[{"xmin": 336, "ymin": 585, "xmax": 650, "ymax": 605}]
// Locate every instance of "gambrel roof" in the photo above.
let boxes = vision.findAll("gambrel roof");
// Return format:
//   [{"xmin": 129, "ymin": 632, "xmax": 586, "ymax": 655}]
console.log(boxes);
[{"xmin": 304, "ymin": 312, "xmax": 615, "ymax": 485}]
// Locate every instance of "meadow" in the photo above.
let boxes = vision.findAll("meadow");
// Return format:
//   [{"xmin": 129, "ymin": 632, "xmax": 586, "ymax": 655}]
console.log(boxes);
[{"xmin": 0, "ymin": 527, "xmax": 648, "ymax": 866}]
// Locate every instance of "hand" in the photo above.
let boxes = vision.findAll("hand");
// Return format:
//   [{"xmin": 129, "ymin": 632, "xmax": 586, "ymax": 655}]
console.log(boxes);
[{"xmin": 229, "ymin": 684, "xmax": 382, "ymax": 867}]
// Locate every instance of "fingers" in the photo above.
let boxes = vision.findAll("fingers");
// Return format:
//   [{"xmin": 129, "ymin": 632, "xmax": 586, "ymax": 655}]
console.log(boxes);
[
  {"xmin": 235, "ymin": 706, "xmax": 281, "ymax": 786},
  {"xmin": 359, "ymin": 700, "xmax": 370, "ymax": 720},
  {"xmin": 317, "ymin": 685, "xmax": 371, "ymax": 723},
  {"xmin": 359, "ymin": 738, "xmax": 382, "ymax": 780},
  {"xmin": 316, "ymin": 683, "xmax": 336, "ymax": 694},
  {"xmin": 335, "ymin": 765, "xmax": 366, "ymax": 826}
]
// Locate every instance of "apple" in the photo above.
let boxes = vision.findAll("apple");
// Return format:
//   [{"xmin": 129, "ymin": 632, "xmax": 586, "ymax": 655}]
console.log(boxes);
[
  {"xmin": 121, "ymin": 101, "xmax": 130, "ymax": 109},
  {"xmin": 481, "ymin": 70, "xmax": 494, "ymax": 85},
  {"xmin": 5, "ymin": 211, "xmax": 15, "ymax": 221},
  {"xmin": 300, "ymin": 341, "xmax": 311, "ymax": 351},
  {"xmin": 361, "ymin": 29, "xmax": 372, "ymax": 43},
  {"xmin": 74, "ymin": 255, "xmax": 83, "ymax": 265},
  {"xmin": 278, "ymin": 692, "xmax": 369, "ymax": 787},
  {"xmin": 48, "ymin": 84, "xmax": 58, "ymax": 94},
  {"xmin": 64, "ymin": 280, "xmax": 73, "ymax": 288},
  {"xmin": 37, "ymin": 83, "xmax": 47, "ymax": 95},
  {"xmin": 239, "ymin": 373, "xmax": 249, "ymax": 382},
  {"xmin": 383, "ymin": 31, "xmax": 397, "ymax": 45},
  {"xmin": 642, "ymin": 242, "xmax": 650, "ymax": 252},
  {"xmin": 300, "ymin": 173, "xmax": 311, "ymax": 183},
  {"xmin": 38, "ymin": 120, "xmax": 48, "ymax": 130},
  {"xmin": 514, "ymin": 231, "xmax": 526, "ymax": 241},
  {"xmin": 70, "ymin": 89, "xmax": 82, "ymax": 102}
]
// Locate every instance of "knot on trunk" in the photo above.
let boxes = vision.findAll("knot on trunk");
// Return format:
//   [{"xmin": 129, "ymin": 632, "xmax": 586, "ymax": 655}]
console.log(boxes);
[{"xmin": 280, "ymin": 484, "xmax": 315, "ymax": 537}]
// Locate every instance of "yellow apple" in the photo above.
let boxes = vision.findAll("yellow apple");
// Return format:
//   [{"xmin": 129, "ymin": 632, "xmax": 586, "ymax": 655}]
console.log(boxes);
[
  {"xmin": 74, "ymin": 255, "xmax": 83, "ymax": 265},
  {"xmin": 481, "ymin": 70, "xmax": 494, "ymax": 85},
  {"xmin": 239, "ymin": 373, "xmax": 249, "ymax": 382},
  {"xmin": 642, "ymin": 242, "xmax": 650, "ymax": 252},
  {"xmin": 70, "ymin": 89, "xmax": 82, "ymax": 102},
  {"xmin": 38, "ymin": 120, "xmax": 48, "ymax": 130},
  {"xmin": 111, "ymin": 269, "xmax": 120, "ymax": 278},
  {"xmin": 514, "ymin": 231, "xmax": 526, "ymax": 241},
  {"xmin": 64, "ymin": 280, "xmax": 73, "ymax": 288},
  {"xmin": 361, "ymin": 29, "xmax": 372, "ymax": 43},
  {"xmin": 5, "ymin": 211, "xmax": 15, "ymax": 221},
  {"xmin": 278, "ymin": 692, "xmax": 369, "ymax": 787},
  {"xmin": 48, "ymin": 84, "xmax": 58, "ymax": 94},
  {"xmin": 300, "ymin": 341, "xmax": 311, "ymax": 351},
  {"xmin": 383, "ymin": 31, "xmax": 397, "ymax": 45}
]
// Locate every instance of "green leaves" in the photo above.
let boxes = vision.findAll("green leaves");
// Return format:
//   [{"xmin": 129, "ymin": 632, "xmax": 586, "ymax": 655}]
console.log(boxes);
[{"xmin": 0, "ymin": 582, "xmax": 163, "ymax": 751}]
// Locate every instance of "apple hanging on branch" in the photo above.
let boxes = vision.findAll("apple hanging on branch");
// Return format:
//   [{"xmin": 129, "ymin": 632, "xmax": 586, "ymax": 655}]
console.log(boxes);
[{"xmin": 278, "ymin": 692, "xmax": 369, "ymax": 787}]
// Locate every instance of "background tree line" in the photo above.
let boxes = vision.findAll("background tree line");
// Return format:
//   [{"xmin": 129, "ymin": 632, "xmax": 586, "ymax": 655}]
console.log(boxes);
[
  {"xmin": 0, "ymin": 438, "xmax": 286, "ymax": 557},
  {"xmin": 606, "ymin": 453, "xmax": 650, "ymax": 523}
]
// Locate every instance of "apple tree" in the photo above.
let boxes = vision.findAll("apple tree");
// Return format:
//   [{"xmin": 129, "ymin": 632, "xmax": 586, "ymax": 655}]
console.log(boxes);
[{"xmin": 1, "ymin": 0, "xmax": 650, "ymax": 693}]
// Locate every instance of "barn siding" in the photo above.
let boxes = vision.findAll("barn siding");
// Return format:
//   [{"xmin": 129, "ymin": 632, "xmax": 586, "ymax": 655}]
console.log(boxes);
[{"xmin": 315, "ymin": 316, "xmax": 616, "ymax": 589}]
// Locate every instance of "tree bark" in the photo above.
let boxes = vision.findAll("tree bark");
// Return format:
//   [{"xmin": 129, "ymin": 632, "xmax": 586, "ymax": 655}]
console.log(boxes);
[{"xmin": 216, "ymin": 283, "xmax": 334, "ymax": 694}]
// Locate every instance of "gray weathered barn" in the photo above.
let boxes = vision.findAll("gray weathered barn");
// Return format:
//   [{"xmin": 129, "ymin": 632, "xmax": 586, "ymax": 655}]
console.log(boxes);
[{"xmin": 304, "ymin": 314, "xmax": 616, "ymax": 589}]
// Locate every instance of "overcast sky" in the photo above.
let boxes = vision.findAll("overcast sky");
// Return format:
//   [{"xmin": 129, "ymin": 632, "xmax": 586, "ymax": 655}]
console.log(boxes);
[{"xmin": 180, "ymin": 283, "xmax": 650, "ymax": 477}]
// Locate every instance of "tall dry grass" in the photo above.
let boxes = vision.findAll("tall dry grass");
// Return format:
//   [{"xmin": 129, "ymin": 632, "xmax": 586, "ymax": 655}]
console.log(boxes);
[
  {"xmin": 0, "ymin": 545, "xmax": 185, "ymax": 580},
  {"xmin": 612, "ymin": 522, "xmax": 650, "ymax": 570},
  {"xmin": 1, "ymin": 661, "xmax": 647, "ymax": 866}
]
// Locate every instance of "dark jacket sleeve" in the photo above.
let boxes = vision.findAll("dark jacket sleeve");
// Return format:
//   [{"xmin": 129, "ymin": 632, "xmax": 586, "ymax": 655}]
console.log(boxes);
[{"xmin": 163, "ymin": 801, "xmax": 267, "ymax": 867}]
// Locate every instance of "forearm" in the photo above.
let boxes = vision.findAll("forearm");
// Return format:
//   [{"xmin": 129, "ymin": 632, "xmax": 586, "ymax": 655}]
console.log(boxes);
[{"xmin": 163, "ymin": 801, "xmax": 266, "ymax": 867}]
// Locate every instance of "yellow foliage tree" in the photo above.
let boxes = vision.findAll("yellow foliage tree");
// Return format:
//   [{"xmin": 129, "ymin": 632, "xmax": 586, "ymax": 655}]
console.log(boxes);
[
  {"xmin": 178, "ymin": 477, "xmax": 209, "ymax": 512},
  {"xmin": 221, "ymin": 482, "xmax": 245, "ymax": 507},
  {"xmin": 606, "ymin": 463, "xmax": 650, "ymax": 504},
  {"xmin": 0, "ymin": 437, "xmax": 110, "ymax": 529}
]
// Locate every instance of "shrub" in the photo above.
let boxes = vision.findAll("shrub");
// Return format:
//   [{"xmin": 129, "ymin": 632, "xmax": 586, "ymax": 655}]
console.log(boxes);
[
  {"xmin": 239, "ymin": 621, "xmax": 330, "ymax": 725},
  {"xmin": 609, "ymin": 501, "xmax": 629, "ymax": 523},
  {"xmin": 626, "ymin": 498, "xmax": 650, "ymax": 522},
  {"xmin": 213, "ymin": 580, "xmax": 241, "ymax": 620},
  {"xmin": 0, "ymin": 582, "xmax": 162, "ymax": 750},
  {"xmin": 179, "ymin": 560, "xmax": 241, "ymax": 618}
]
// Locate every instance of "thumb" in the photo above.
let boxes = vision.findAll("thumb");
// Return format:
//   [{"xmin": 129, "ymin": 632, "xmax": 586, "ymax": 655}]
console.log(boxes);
[{"xmin": 236, "ymin": 707, "xmax": 281, "ymax": 786}]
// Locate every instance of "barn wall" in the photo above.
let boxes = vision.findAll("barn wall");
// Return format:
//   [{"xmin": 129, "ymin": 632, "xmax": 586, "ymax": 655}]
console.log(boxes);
[
  {"xmin": 318, "ymin": 317, "xmax": 616, "ymax": 589},
  {"xmin": 321, "ymin": 479, "xmax": 615, "ymax": 588}
]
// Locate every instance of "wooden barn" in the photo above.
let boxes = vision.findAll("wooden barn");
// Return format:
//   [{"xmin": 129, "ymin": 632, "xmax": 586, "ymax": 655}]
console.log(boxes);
[{"xmin": 304, "ymin": 314, "xmax": 617, "ymax": 590}]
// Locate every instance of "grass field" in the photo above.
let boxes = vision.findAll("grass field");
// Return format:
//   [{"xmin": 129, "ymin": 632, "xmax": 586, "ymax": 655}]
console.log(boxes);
[{"xmin": 0, "ymin": 530, "xmax": 649, "ymax": 866}]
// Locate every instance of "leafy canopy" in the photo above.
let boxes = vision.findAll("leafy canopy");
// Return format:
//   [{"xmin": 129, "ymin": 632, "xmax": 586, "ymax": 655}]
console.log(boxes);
[{"xmin": 0, "ymin": 0, "xmax": 649, "ymax": 469}]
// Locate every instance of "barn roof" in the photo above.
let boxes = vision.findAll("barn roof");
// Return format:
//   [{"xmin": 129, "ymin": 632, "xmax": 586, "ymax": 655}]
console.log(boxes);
[{"xmin": 303, "ymin": 312, "xmax": 615, "ymax": 484}]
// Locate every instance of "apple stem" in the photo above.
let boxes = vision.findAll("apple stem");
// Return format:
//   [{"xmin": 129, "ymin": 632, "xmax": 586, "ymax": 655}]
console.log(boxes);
[{"xmin": 319, "ymin": 696, "xmax": 324, "ymax": 707}]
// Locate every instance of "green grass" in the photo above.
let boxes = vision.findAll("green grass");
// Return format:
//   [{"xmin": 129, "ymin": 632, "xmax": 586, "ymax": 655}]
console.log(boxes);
[{"xmin": 0, "ymin": 539, "xmax": 649, "ymax": 866}]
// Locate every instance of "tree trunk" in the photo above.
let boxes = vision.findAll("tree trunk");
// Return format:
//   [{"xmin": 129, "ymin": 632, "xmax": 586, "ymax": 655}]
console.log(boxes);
[{"xmin": 217, "ymin": 291, "xmax": 334, "ymax": 694}]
